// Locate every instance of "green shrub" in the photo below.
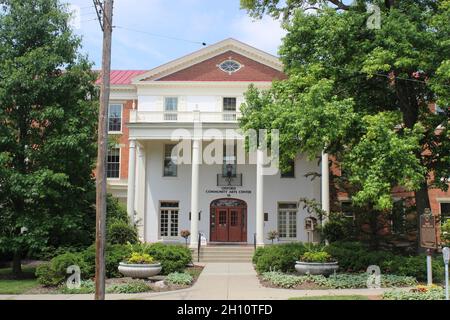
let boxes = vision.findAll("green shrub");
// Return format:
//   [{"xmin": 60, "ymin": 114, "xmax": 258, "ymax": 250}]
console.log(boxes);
[
  {"xmin": 107, "ymin": 219, "xmax": 138, "ymax": 245},
  {"xmin": 82, "ymin": 244, "xmax": 131, "ymax": 279},
  {"xmin": 321, "ymin": 213, "xmax": 355, "ymax": 242},
  {"xmin": 381, "ymin": 254, "xmax": 444, "ymax": 283},
  {"xmin": 253, "ymin": 242, "xmax": 307, "ymax": 274},
  {"xmin": 35, "ymin": 263, "xmax": 60, "ymax": 287},
  {"xmin": 107, "ymin": 280, "xmax": 151, "ymax": 294},
  {"xmin": 324, "ymin": 241, "xmax": 394, "ymax": 272},
  {"xmin": 106, "ymin": 194, "xmax": 129, "ymax": 224},
  {"xmin": 165, "ymin": 272, "xmax": 193, "ymax": 285},
  {"xmin": 35, "ymin": 252, "xmax": 88, "ymax": 286},
  {"xmin": 141, "ymin": 243, "xmax": 191, "ymax": 275}
]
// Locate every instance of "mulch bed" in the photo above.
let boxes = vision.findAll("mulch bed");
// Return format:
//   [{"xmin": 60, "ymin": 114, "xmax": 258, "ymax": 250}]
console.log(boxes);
[{"xmin": 25, "ymin": 265, "xmax": 204, "ymax": 295}]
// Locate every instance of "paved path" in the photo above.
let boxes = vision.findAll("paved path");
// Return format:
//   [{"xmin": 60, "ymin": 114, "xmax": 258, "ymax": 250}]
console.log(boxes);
[{"xmin": 0, "ymin": 263, "xmax": 398, "ymax": 300}]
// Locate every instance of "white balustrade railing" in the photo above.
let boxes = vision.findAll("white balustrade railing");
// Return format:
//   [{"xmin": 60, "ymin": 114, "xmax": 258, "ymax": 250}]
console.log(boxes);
[{"xmin": 129, "ymin": 110, "xmax": 241, "ymax": 123}]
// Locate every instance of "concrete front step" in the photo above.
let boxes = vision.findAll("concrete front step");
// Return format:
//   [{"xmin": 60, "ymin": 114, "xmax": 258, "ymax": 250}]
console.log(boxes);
[{"xmin": 192, "ymin": 246, "xmax": 255, "ymax": 262}]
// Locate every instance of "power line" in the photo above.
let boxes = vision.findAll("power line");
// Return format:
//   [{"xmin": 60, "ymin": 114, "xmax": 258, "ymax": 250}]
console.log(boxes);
[{"xmin": 114, "ymin": 25, "xmax": 207, "ymax": 46}]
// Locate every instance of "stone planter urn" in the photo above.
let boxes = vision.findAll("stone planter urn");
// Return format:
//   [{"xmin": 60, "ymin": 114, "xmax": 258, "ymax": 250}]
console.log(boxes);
[
  {"xmin": 118, "ymin": 262, "xmax": 162, "ymax": 279},
  {"xmin": 295, "ymin": 261, "xmax": 339, "ymax": 276}
]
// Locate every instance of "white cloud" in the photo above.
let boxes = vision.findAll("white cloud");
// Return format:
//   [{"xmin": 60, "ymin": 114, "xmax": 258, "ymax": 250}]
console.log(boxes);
[{"xmin": 230, "ymin": 15, "xmax": 286, "ymax": 56}]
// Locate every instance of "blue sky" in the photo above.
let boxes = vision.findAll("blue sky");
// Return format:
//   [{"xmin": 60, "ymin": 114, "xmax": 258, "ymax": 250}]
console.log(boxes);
[{"xmin": 65, "ymin": 0, "xmax": 286, "ymax": 70}]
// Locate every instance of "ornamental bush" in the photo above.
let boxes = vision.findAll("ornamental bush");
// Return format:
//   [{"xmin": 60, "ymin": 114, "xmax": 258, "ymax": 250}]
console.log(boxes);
[
  {"xmin": 253, "ymin": 242, "xmax": 307, "ymax": 274},
  {"xmin": 35, "ymin": 252, "xmax": 88, "ymax": 286},
  {"xmin": 107, "ymin": 219, "xmax": 138, "ymax": 245},
  {"xmin": 141, "ymin": 243, "xmax": 192, "ymax": 275},
  {"xmin": 81, "ymin": 244, "xmax": 131, "ymax": 278}
]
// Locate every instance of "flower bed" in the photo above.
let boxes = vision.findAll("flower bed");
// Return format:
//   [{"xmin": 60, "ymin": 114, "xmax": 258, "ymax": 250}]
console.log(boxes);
[
  {"xmin": 28, "ymin": 265, "xmax": 203, "ymax": 294},
  {"xmin": 383, "ymin": 285, "xmax": 445, "ymax": 300},
  {"xmin": 260, "ymin": 271, "xmax": 417, "ymax": 290}
]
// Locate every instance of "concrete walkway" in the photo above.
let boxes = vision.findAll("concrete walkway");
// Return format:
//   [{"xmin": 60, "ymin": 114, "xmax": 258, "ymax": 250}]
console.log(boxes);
[{"xmin": 0, "ymin": 263, "xmax": 398, "ymax": 300}]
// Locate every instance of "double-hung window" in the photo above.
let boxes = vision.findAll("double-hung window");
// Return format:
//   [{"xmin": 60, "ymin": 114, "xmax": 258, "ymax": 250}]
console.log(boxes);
[
  {"xmin": 107, "ymin": 147, "xmax": 120, "ymax": 178},
  {"xmin": 440, "ymin": 202, "xmax": 450, "ymax": 225},
  {"xmin": 164, "ymin": 97, "xmax": 178, "ymax": 121},
  {"xmin": 391, "ymin": 200, "xmax": 406, "ymax": 234},
  {"xmin": 108, "ymin": 104, "xmax": 122, "ymax": 132},
  {"xmin": 163, "ymin": 144, "xmax": 178, "ymax": 177},
  {"xmin": 160, "ymin": 201, "xmax": 179, "ymax": 237},
  {"xmin": 223, "ymin": 97, "xmax": 237, "ymax": 121},
  {"xmin": 278, "ymin": 203, "xmax": 298, "ymax": 239}
]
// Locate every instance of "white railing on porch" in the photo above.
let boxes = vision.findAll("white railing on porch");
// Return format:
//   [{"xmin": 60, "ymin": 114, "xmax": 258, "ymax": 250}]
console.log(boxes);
[{"xmin": 129, "ymin": 110, "xmax": 241, "ymax": 123}]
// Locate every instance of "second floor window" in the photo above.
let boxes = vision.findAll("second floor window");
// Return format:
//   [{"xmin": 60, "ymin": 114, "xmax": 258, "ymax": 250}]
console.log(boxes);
[
  {"xmin": 107, "ymin": 147, "xmax": 120, "ymax": 178},
  {"xmin": 108, "ymin": 104, "xmax": 122, "ymax": 132},
  {"xmin": 164, "ymin": 97, "xmax": 178, "ymax": 121},
  {"xmin": 223, "ymin": 97, "xmax": 237, "ymax": 121},
  {"xmin": 281, "ymin": 159, "xmax": 295, "ymax": 178},
  {"xmin": 164, "ymin": 144, "xmax": 178, "ymax": 177}
]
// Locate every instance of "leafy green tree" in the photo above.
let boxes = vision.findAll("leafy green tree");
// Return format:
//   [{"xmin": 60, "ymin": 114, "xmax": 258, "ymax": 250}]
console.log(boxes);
[
  {"xmin": 240, "ymin": 0, "xmax": 450, "ymax": 243},
  {"xmin": 0, "ymin": 0, "xmax": 98, "ymax": 275}
]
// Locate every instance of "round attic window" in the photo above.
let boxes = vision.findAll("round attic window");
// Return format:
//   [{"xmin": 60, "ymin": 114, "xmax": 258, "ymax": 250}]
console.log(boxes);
[{"xmin": 218, "ymin": 60, "xmax": 242, "ymax": 74}]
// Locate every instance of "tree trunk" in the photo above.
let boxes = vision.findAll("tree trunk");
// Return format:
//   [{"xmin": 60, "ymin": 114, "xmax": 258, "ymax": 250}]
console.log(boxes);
[{"xmin": 12, "ymin": 251, "xmax": 22, "ymax": 276}]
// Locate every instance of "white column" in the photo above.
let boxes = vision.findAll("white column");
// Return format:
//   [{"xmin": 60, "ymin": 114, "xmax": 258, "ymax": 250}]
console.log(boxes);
[
  {"xmin": 190, "ymin": 139, "xmax": 201, "ymax": 248},
  {"xmin": 321, "ymin": 151, "xmax": 330, "ymax": 225},
  {"xmin": 127, "ymin": 139, "xmax": 137, "ymax": 225},
  {"xmin": 256, "ymin": 148, "xmax": 264, "ymax": 246},
  {"xmin": 135, "ymin": 144, "xmax": 146, "ymax": 241}
]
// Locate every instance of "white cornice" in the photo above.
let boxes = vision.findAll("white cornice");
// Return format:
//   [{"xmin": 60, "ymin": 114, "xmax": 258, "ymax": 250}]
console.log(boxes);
[
  {"xmin": 131, "ymin": 38, "xmax": 283, "ymax": 83},
  {"xmin": 134, "ymin": 81, "xmax": 273, "ymax": 88}
]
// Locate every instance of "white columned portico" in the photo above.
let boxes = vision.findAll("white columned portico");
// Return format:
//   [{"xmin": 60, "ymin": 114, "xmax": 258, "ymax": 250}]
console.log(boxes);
[
  {"xmin": 256, "ymin": 148, "xmax": 265, "ymax": 246},
  {"xmin": 321, "ymin": 151, "xmax": 330, "ymax": 225},
  {"xmin": 190, "ymin": 138, "xmax": 201, "ymax": 248},
  {"xmin": 135, "ymin": 143, "xmax": 146, "ymax": 241},
  {"xmin": 127, "ymin": 139, "xmax": 137, "ymax": 224}
]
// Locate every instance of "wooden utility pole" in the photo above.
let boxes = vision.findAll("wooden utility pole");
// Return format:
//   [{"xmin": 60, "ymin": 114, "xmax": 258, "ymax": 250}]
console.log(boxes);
[{"xmin": 94, "ymin": 0, "xmax": 114, "ymax": 301}]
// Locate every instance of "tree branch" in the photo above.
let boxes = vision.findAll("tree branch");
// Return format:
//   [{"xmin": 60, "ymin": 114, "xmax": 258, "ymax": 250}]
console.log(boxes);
[{"xmin": 328, "ymin": 0, "xmax": 350, "ymax": 10}]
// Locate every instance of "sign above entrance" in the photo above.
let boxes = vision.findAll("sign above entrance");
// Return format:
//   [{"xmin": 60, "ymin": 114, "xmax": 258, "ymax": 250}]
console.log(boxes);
[{"xmin": 206, "ymin": 186, "xmax": 251, "ymax": 197}]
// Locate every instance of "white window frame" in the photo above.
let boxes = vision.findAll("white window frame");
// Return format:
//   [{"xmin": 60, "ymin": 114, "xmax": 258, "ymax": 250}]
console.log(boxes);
[
  {"xmin": 339, "ymin": 199, "xmax": 355, "ymax": 219},
  {"xmin": 277, "ymin": 202, "xmax": 298, "ymax": 240},
  {"xmin": 164, "ymin": 97, "xmax": 178, "ymax": 121},
  {"xmin": 439, "ymin": 200, "xmax": 450, "ymax": 225},
  {"xmin": 108, "ymin": 103, "xmax": 123, "ymax": 133},
  {"xmin": 163, "ymin": 144, "xmax": 178, "ymax": 178},
  {"xmin": 159, "ymin": 201, "xmax": 179, "ymax": 238},
  {"xmin": 222, "ymin": 97, "xmax": 237, "ymax": 121},
  {"xmin": 106, "ymin": 146, "xmax": 121, "ymax": 179}
]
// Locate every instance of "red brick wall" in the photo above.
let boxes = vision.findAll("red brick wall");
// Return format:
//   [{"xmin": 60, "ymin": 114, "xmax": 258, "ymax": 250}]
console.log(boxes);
[
  {"xmin": 118, "ymin": 100, "xmax": 133, "ymax": 179},
  {"xmin": 155, "ymin": 51, "xmax": 286, "ymax": 82}
]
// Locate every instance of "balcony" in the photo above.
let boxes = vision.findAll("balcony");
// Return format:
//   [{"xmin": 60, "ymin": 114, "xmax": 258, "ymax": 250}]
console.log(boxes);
[{"xmin": 130, "ymin": 110, "xmax": 241, "ymax": 123}]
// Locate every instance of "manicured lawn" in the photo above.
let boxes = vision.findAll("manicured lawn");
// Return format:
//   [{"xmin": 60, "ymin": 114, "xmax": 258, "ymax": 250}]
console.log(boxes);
[
  {"xmin": 0, "ymin": 266, "xmax": 39, "ymax": 294},
  {"xmin": 290, "ymin": 295, "xmax": 370, "ymax": 300}
]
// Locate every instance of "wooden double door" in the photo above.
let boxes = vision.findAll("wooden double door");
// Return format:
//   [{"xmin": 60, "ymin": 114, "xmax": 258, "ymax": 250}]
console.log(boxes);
[{"xmin": 210, "ymin": 199, "xmax": 247, "ymax": 242}]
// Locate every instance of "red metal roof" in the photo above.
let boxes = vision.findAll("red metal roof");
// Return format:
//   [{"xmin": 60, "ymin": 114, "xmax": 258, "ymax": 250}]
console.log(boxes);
[{"xmin": 96, "ymin": 70, "xmax": 147, "ymax": 85}]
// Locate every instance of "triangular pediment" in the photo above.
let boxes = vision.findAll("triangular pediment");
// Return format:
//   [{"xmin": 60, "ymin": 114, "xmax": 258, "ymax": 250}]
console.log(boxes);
[{"xmin": 132, "ymin": 38, "xmax": 285, "ymax": 83}]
